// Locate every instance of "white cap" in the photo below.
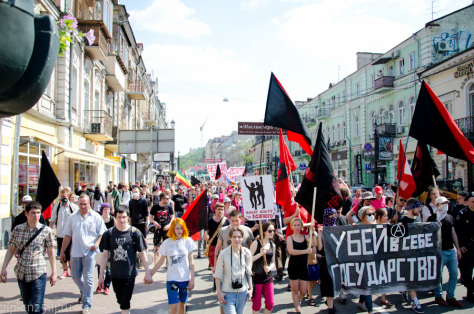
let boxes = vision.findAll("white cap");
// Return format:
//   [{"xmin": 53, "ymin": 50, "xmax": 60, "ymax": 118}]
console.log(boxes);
[
  {"xmin": 22, "ymin": 195, "xmax": 33, "ymax": 203},
  {"xmin": 224, "ymin": 197, "xmax": 231, "ymax": 203},
  {"xmin": 435, "ymin": 196, "xmax": 449, "ymax": 205}
]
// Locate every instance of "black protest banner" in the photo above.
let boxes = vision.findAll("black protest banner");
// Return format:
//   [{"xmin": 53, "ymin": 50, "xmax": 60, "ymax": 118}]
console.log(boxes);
[{"xmin": 322, "ymin": 223, "xmax": 441, "ymax": 295}]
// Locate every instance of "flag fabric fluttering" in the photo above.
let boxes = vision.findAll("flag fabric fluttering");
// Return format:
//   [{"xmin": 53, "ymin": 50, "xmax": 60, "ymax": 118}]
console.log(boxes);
[
  {"xmin": 410, "ymin": 141, "xmax": 441, "ymax": 197},
  {"xmin": 175, "ymin": 170, "xmax": 191, "ymax": 188},
  {"xmin": 215, "ymin": 164, "xmax": 222, "ymax": 180},
  {"xmin": 182, "ymin": 189, "xmax": 208, "ymax": 241},
  {"xmin": 295, "ymin": 123, "xmax": 343, "ymax": 223},
  {"xmin": 264, "ymin": 72, "xmax": 313, "ymax": 156},
  {"xmin": 276, "ymin": 129, "xmax": 292, "ymax": 211},
  {"xmin": 36, "ymin": 150, "xmax": 61, "ymax": 220},
  {"xmin": 409, "ymin": 81, "xmax": 474, "ymax": 163},
  {"xmin": 396, "ymin": 140, "xmax": 416, "ymax": 200},
  {"xmin": 191, "ymin": 176, "xmax": 200, "ymax": 186},
  {"xmin": 121, "ymin": 156, "xmax": 126, "ymax": 169}
]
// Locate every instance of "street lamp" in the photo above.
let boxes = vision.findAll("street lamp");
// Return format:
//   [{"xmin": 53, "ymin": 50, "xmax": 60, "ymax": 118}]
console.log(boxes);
[{"xmin": 170, "ymin": 119, "xmax": 175, "ymax": 129}]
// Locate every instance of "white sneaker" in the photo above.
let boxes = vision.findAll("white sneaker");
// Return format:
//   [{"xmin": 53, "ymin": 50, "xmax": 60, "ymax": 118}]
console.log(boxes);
[{"xmin": 82, "ymin": 308, "xmax": 90, "ymax": 314}]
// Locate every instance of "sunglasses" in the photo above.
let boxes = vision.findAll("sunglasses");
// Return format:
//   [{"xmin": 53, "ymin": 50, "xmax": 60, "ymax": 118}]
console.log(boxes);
[
  {"xmin": 366, "ymin": 213, "xmax": 375, "ymax": 217},
  {"xmin": 399, "ymin": 199, "xmax": 407, "ymax": 202},
  {"xmin": 267, "ymin": 229, "xmax": 275, "ymax": 233}
]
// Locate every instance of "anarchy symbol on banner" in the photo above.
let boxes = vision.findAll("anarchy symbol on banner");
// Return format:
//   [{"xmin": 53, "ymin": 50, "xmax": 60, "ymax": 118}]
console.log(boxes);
[{"xmin": 390, "ymin": 224, "xmax": 406, "ymax": 238}]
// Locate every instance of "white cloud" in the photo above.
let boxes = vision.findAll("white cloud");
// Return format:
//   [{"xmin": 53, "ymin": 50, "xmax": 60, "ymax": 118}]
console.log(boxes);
[
  {"xmin": 240, "ymin": 0, "xmax": 271, "ymax": 10},
  {"xmin": 128, "ymin": 0, "xmax": 210, "ymax": 38}
]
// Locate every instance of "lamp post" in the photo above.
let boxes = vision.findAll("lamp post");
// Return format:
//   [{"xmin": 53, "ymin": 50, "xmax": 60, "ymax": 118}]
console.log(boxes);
[
  {"xmin": 373, "ymin": 121, "xmax": 379, "ymax": 186},
  {"xmin": 170, "ymin": 119, "xmax": 175, "ymax": 171},
  {"xmin": 178, "ymin": 151, "xmax": 180, "ymax": 172}
]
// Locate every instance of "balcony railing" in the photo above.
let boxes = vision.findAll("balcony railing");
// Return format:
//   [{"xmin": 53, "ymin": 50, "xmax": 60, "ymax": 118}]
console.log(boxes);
[
  {"xmin": 455, "ymin": 117, "xmax": 474, "ymax": 141},
  {"xmin": 75, "ymin": 0, "xmax": 113, "ymax": 37},
  {"xmin": 317, "ymin": 109, "xmax": 331, "ymax": 119},
  {"xmin": 78, "ymin": 24, "xmax": 108, "ymax": 60},
  {"xmin": 83, "ymin": 110, "xmax": 113, "ymax": 141},
  {"xmin": 374, "ymin": 76, "xmax": 395, "ymax": 90}
]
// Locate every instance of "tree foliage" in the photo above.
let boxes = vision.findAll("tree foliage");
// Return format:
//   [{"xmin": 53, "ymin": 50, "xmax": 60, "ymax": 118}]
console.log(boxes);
[{"xmin": 180, "ymin": 147, "xmax": 205, "ymax": 170}]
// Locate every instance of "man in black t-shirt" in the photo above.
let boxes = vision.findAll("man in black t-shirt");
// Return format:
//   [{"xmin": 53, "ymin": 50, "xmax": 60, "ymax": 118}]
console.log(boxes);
[
  {"xmin": 172, "ymin": 187, "xmax": 188, "ymax": 218},
  {"xmin": 99, "ymin": 206, "xmax": 152, "ymax": 312},
  {"xmin": 149, "ymin": 193, "xmax": 175, "ymax": 264},
  {"xmin": 128, "ymin": 186, "xmax": 149, "ymax": 237},
  {"xmin": 427, "ymin": 197, "xmax": 463, "ymax": 308}
]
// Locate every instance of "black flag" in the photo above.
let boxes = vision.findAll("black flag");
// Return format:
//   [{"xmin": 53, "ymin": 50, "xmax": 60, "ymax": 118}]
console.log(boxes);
[
  {"xmin": 410, "ymin": 142, "xmax": 441, "ymax": 197},
  {"xmin": 215, "ymin": 164, "xmax": 222, "ymax": 180},
  {"xmin": 295, "ymin": 123, "xmax": 343, "ymax": 223},
  {"xmin": 36, "ymin": 150, "xmax": 60, "ymax": 219},
  {"xmin": 191, "ymin": 176, "xmax": 200, "ymax": 186},
  {"xmin": 182, "ymin": 189, "xmax": 208, "ymax": 240}
]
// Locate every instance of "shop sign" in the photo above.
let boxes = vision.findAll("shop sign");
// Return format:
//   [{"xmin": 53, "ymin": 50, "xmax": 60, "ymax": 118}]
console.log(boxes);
[
  {"xmin": 106, "ymin": 156, "xmax": 121, "ymax": 162},
  {"xmin": 378, "ymin": 136, "xmax": 393, "ymax": 160},
  {"xmin": 454, "ymin": 60, "xmax": 474, "ymax": 78},
  {"xmin": 331, "ymin": 150, "xmax": 348, "ymax": 161},
  {"xmin": 356, "ymin": 154, "xmax": 363, "ymax": 183}
]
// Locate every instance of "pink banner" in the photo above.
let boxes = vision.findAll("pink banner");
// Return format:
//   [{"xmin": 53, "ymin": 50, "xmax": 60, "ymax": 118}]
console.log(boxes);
[
  {"xmin": 226, "ymin": 167, "xmax": 245, "ymax": 181},
  {"xmin": 207, "ymin": 163, "xmax": 228, "ymax": 181}
]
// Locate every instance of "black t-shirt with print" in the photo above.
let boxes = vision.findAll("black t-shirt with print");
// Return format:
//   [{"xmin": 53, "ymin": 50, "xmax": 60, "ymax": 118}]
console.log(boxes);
[
  {"xmin": 101, "ymin": 227, "xmax": 147, "ymax": 278},
  {"xmin": 150, "ymin": 203, "xmax": 174, "ymax": 227}
]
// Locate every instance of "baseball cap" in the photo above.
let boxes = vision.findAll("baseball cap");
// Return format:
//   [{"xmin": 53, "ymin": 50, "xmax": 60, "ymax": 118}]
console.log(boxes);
[
  {"xmin": 81, "ymin": 183, "xmax": 87, "ymax": 187},
  {"xmin": 374, "ymin": 186, "xmax": 383, "ymax": 194},
  {"xmin": 361, "ymin": 191, "xmax": 375, "ymax": 200},
  {"xmin": 458, "ymin": 191, "xmax": 469, "ymax": 197},
  {"xmin": 211, "ymin": 194, "xmax": 219, "ymax": 200},
  {"xmin": 22, "ymin": 195, "xmax": 33, "ymax": 203},
  {"xmin": 435, "ymin": 196, "xmax": 449, "ymax": 205},
  {"xmin": 464, "ymin": 191, "xmax": 474, "ymax": 201},
  {"xmin": 224, "ymin": 197, "xmax": 231, "ymax": 203}
]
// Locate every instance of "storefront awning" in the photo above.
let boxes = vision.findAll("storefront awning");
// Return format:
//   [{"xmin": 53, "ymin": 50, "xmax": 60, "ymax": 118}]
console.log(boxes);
[{"xmin": 63, "ymin": 148, "xmax": 121, "ymax": 167}]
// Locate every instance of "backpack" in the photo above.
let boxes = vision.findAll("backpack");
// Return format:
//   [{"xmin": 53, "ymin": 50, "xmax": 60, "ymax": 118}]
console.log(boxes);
[{"xmin": 54, "ymin": 203, "xmax": 73, "ymax": 223}]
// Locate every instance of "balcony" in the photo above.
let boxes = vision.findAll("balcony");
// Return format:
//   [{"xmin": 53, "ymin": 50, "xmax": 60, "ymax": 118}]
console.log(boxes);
[
  {"xmin": 126, "ymin": 79, "xmax": 146, "ymax": 100},
  {"xmin": 376, "ymin": 123, "xmax": 396, "ymax": 136},
  {"xmin": 104, "ymin": 56, "xmax": 126, "ymax": 91},
  {"xmin": 455, "ymin": 117, "xmax": 474, "ymax": 141},
  {"xmin": 374, "ymin": 76, "xmax": 395, "ymax": 90},
  {"xmin": 316, "ymin": 109, "xmax": 331, "ymax": 119},
  {"xmin": 75, "ymin": 0, "xmax": 113, "ymax": 37},
  {"xmin": 105, "ymin": 126, "xmax": 118, "ymax": 152},
  {"xmin": 78, "ymin": 24, "xmax": 108, "ymax": 61},
  {"xmin": 83, "ymin": 110, "xmax": 113, "ymax": 142}
]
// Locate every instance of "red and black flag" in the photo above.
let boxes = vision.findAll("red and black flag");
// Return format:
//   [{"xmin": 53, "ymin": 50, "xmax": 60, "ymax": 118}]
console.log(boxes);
[
  {"xmin": 409, "ymin": 81, "xmax": 474, "ymax": 163},
  {"xmin": 182, "ymin": 188, "xmax": 208, "ymax": 241},
  {"xmin": 215, "ymin": 164, "xmax": 222, "ymax": 180},
  {"xmin": 36, "ymin": 150, "xmax": 60, "ymax": 220},
  {"xmin": 276, "ymin": 129, "xmax": 293, "ymax": 211},
  {"xmin": 295, "ymin": 123, "xmax": 343, "ymax": 223},
  {"xmin": 396, "ymin": 140, "xmax": 416, "ymax": 200},
  {"xmin": 410, "ymin": 141, "xmax": 441, "ymax": 197},
  {"xmin": 264, "ymin": 72, "xmax": 313, "ymax": 156}
]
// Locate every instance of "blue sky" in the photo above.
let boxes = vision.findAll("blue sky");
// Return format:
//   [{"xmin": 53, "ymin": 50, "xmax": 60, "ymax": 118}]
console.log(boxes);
[{"xmin": 119, "ymin": 0, "xmax": 472, "ymax": 156}]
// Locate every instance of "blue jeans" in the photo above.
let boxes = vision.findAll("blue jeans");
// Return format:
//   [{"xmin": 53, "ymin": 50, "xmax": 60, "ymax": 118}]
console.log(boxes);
[
  {"xmin": 71, "ymin": 251, "xmax": 96, "ymax": 309},
  {"xmin": 434, "ymin": 249, "xmax": 459, "ymax": 299},
  {"xmin": 223, "ymin": 291, "xmax": 249, "ymax": 314},
  {"xmin": 17, "ymin": 273, "xmax": 47, "ymax": 314},
  {"xmin": 359, "ymin": 295, "xmax": 373, "ymax": 312}
]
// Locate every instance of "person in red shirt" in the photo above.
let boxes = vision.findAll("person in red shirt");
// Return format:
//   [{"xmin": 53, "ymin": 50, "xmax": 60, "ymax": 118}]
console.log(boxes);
[{"xmin": 370, "ymin": 186, "xmax": 386, "ymax": 210}]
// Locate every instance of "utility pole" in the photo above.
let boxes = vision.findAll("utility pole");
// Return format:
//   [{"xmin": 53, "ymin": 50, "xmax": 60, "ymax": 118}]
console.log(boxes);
[{"xmin": 373, "ymin": 121, "xmax": 378, "ymax": 186}]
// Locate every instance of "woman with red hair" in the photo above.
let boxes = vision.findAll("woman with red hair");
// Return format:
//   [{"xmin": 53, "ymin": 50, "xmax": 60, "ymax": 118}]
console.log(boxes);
[{"xmin": 150, "ymin": 218, "xmax": 196, "ymax": 314}]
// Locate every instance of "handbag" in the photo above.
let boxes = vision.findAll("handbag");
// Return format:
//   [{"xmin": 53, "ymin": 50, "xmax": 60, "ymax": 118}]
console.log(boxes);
[{"xmin": 204, "ymin": 217, "xmax": 227, "ymax": 257}]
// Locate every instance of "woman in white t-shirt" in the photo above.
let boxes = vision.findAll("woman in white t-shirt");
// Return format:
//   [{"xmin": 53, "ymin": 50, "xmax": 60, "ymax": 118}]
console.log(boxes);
[{"xmin": 150, "ymin": 218, "xmax": 196, "ymax": 314}]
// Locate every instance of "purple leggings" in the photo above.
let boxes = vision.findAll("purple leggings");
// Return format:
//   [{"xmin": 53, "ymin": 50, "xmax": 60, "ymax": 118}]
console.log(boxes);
[{"xmin": 252, "ymin": 282, "xmax": 274, "ymax": 311}]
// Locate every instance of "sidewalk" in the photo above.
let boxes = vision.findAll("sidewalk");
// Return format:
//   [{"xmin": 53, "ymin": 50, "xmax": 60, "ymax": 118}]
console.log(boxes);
[{"xmin": 0, "ymin": 234, "xmax": 473, "ymax": 313}]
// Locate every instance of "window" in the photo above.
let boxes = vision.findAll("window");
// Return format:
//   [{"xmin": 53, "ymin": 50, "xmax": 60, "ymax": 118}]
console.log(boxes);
[
  {"xmin": 94, "ymin": 90, "xmax": 100, "ymax": 111},
  {"xmin": 370, "ymin": 111, "xmax": 376, "ymax": 133},
  {"xmin": 355, "ymin": 116, "xmax": 359, "ymax": 137},
  {"xmin": 379, "ymin": 108, "xmax": 385, "ymax": 124},
  {"xmin": 83, "ymin": 79, "xmax": 90, "ymax": 128},
  {"xmin": 399, "ymin": 59, "xmax": 405, "ymax": 75},
  {"xmin": 388, "ymin": 104, "xmax": 394, "ymax": 123},
  {"xmin": 342, "ymin": 121, "xmax": 346, "ymax": 139},
  {"xmin": 398, "ymin": 101, "xmax": 405, "ymax": 125},
  {"xmin": 469, "ymin": 84, "xmax": 474, "ymax": 116},
  {"xmin": 356, "ymin": 83, "xmax": 360, "ymax": 95},
  {"xmin": 71, "ymin": 67, "xmax": 78, "ymax": 110},
  {"xmin": 389, "ymin": 65, "xmax": 394, "ymax": 76},
  {"xmin": 409, "ymin": 52, "xmax": 416, "ymax": 70},
  {"xmin": 409, "ymin": 97, "xmax": 416, "ymax": 120},
  {"xmin": 331, "ymin": 126, "xmax": 335, "ymax": 143},
  {"xmin": 370, "ymin": 74, "xmax": 375, "ymax": 88},
  {"xmin": 326, "ymin": 127, "xmax": 330, "ymax": 141},
  {"xmin": 337, "ymin": 124, "xmax": 341, "ymax": 142}
]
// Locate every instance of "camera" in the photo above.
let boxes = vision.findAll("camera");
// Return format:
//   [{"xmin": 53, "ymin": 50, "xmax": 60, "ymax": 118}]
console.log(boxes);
[{"xmin": 231, "ymin": 281, "xmax": 243, "ymax": 289}]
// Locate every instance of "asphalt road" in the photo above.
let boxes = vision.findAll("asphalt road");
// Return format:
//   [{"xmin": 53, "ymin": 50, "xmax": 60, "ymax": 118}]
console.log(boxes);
[{"xmin": 0, "ymin": 234, "xmax": 473, "ymax": 313}]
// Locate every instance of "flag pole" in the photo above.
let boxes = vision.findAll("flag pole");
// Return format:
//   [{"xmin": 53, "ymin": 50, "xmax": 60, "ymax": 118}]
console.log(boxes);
[
  {"xmin": 432, "ymin": 175, "xmax": 440, "ymax": 197},
  {"xmin": 308, "ymin": 186, "xmax": 317, "ymax": 248},
  {"xmin": 257, "ymin": 127, "xmax": 267, "ymax": 271}
]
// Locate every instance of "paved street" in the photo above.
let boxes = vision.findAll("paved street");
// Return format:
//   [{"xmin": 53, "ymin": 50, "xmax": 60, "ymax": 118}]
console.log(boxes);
[{"xmin": 0, "ymin": 234, "xmax": 473, "ymax": 313}]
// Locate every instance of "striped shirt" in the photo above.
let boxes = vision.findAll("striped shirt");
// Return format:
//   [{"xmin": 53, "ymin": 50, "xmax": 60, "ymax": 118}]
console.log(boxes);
[{"xmin": 8, "ymin": 223, "xmax": 53, "ymax": 282}]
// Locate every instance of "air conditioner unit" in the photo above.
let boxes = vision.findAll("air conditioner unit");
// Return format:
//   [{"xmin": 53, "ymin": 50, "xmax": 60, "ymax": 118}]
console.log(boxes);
[
  {"xmin": 368, "ymin": 134, "xmax": 374, "ymax": 140},
  {"xmin": 396, "ymin": 126, "xmax": 405, "ymax": 134},
  {"xmin": 391, "ymin": 50, "xmax": 400, "ymax": 58},
  {"xmin": 437, "ymin": 41, "xmax": 449, "ymax": 52}
]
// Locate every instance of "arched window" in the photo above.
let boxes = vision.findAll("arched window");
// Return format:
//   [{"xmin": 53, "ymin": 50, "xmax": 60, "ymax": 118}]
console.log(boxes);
[
  {"xmin": 409, "ymin": 97, "xmax": 416, "ymax": 120},
  {"xmin": 388, "ymin": 104, "xmax": 394, "ymax": 123},
  {"xmin": 398, "ymin": 101, "xmax": 405, "ymax": 125},
  {"xmin": 379, "ymin": 108, "xmax": 385, "ymax": 124}
]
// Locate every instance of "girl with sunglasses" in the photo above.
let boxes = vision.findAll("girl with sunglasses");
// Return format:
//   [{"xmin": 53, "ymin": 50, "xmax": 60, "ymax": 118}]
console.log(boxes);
[{"xmin": 249, "ymin": 222, "xmax": 276, "ymax": 313}]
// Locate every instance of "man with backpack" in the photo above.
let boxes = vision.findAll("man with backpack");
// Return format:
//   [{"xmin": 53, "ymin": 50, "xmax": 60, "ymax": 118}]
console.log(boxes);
[
  {"xmin": 99, "ymin": 206, "xmax": 152, "ymax": 314},
  {"xmin": 50, "ymin": 188, "xmax": 78, "ymax": 279}
]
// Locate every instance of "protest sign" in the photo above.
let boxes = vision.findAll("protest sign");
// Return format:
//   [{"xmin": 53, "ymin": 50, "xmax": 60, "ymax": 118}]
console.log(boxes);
[
  {"xmin": 322, "ymin": 223, "xmax": 441, "ymax": 295},
  {"xmin": 207, "ymin": 163, "xmax": 227, "ymax": 181},
  {"xmin": 241, "ymin": 175, "xmax": 274, "ymax": 220},
  {"xmin": 227, "ymin": 167, "xmax": 245, "ymax": 181}
]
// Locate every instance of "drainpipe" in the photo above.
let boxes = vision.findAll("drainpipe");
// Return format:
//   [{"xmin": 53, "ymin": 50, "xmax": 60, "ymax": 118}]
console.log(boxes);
[
  {"xmin": 11, "ymin": 115, "xmax": 21, "ymax": 217},
  {"xmin": 68, "ymin": 42, "xmax": 74, "ymax": 188}
]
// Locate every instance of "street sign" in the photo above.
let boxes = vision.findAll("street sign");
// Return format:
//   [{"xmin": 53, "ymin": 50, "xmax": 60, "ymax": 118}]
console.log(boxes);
[
  {"xmin": 153, "ymin": 153, "xmax": 170, "ymax": 162},
  {"xmin": 105, "ymin": 156, "xmax": 121, "ymax": 162},
  {"xmin": 298, "ymin": 163, "xmax": 307, "ymax": 170},
  {"xmin": 365, "ymin": 162, "xmax": 372, "ymax": 172},
  {"xmin": 118, "ymin": 129, "xmax": 175, "ymax": 154},
  {"xmin": 238, "ymin": 122, "xmax": 284, "ymax": 135},
  {"xmin": 364, "ymin": 143, "xmax": 373, "ymax": 151}
]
